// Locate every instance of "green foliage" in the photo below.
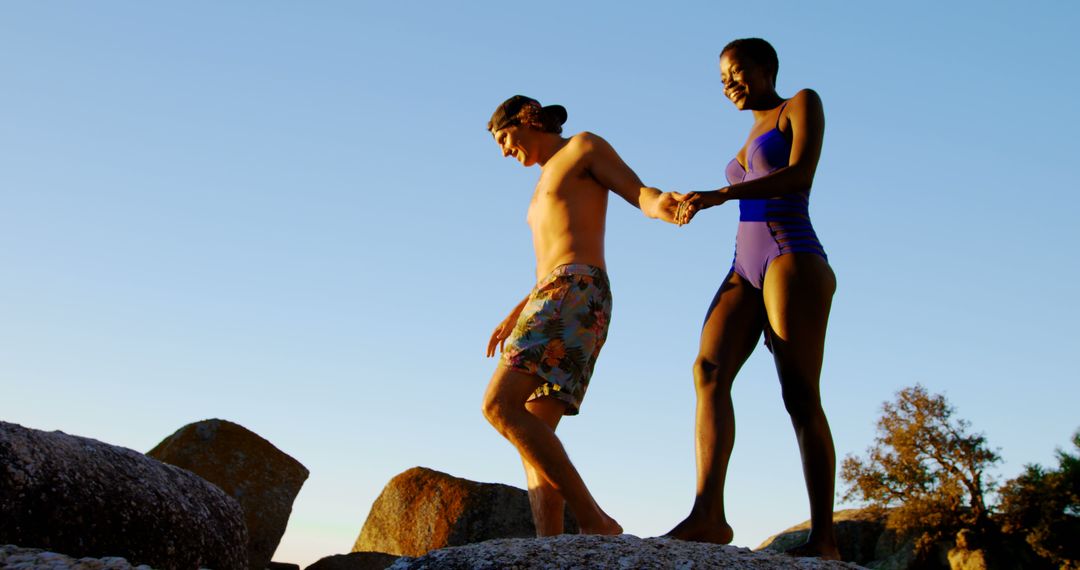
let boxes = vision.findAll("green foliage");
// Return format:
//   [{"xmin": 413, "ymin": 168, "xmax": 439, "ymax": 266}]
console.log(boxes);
[
  {"xmin": 841, "ymin": 384, "xmax": 1000, "ymax": 555},
  {"xmin": 997, "ymin": 432, "xmax": 1080, "ymax": 569}
]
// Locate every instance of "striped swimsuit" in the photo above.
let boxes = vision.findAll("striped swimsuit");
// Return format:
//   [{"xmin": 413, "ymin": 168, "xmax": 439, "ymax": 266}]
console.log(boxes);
[{"xmin": 725, "ymin": 103, "xmax": 827, "ymax": 289}]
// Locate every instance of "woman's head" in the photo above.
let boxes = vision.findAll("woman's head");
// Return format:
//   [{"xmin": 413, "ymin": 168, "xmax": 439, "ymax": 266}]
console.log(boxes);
[
  {"xmin": 720, "ymin": 38, "xmax": 778, "ymax": 84},
  {"xmin": 719, "ymin": 38, "xmax": 780, "ymax": 110}
]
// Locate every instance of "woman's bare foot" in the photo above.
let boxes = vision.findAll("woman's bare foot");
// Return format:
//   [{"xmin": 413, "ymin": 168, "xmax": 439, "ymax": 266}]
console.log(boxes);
[
  {"xmin": 785, "ymin": 541, "xmax": 841, "ymax": 561},
  {"xmin": 664, "ymin": 514, "xmax": 734, "ymax": 544}
]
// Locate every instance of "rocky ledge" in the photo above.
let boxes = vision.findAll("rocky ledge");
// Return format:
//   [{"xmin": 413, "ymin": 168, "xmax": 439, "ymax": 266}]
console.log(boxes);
[{"xmin": 387, "ymin": 534, "xmax": 866, "ymax": 569}]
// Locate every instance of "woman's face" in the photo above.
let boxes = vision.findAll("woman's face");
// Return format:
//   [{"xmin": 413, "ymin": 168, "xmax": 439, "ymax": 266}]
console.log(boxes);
[{"xmin": 719, "ymin": 50, "xmax": 772, "ymax": 110}]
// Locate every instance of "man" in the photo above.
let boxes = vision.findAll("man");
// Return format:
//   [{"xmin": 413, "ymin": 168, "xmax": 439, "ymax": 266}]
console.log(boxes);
[{"xmin": 481, "ymin": 95, "xmax": 685, "ymax": 535}]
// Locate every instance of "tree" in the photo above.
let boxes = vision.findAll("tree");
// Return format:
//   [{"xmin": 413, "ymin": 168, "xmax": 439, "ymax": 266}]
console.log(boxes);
[
  {"xmin": 841, "ymin": 384, "xmax": 1001, "ymax": 555},
  {"xmin": 997, "ymin": 431, "xmax": 1080, "ymax": 569}
]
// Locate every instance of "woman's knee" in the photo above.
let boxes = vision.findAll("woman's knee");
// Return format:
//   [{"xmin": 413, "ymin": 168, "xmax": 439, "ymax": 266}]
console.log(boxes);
[
  {"xmin": 693, "ymin": 356, "xmax": 734, "ymax": 393},
  {"xmin": 780, "ymin": 383, "xmax": 824, "ymax": 423}
]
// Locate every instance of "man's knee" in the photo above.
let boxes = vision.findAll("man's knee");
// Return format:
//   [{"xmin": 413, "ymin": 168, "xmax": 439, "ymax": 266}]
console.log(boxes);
[{"xmin": 482, "ymin": 392, "xmax": 510, "ymax": 432}]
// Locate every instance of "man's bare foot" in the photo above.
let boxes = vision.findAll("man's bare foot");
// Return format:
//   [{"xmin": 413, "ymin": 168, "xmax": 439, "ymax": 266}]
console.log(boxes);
[
  {"xmin": 579, "ymin": 514, "xmax": 623, "ymax": 535},
  {"xmin": 785, "ymin": 541, "xmax": 841, "ymax": 561},
  {"xmin": 664, "ymin": 514, "xmax": 734, "ymax": 544}
]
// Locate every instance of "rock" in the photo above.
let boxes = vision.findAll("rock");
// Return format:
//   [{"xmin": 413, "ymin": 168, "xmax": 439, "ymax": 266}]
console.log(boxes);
[
  {"xmin": 0, "ymin": 544, "xmax": 156, "ymax": 569},
  {"xmin": 354, "ymin": 467, "xmax": 577, "ymax": 557},
  {"xmin": 148, "ymin": 419, "xmax": 309, "ymax": 570},
  {"xmin": 388, "ymin": 534, "xmax": 868, "ymax": 569},
  {"xmin": 305, "ymin": 551, "xmax": 402, "ymax": 570},
  {"xmin": 0, "ymin": 421, "xmax": 247, "ymax": 570},
  {"xmin": 757, "ymin": 508, "xmax": 889, "ymax": 565}
]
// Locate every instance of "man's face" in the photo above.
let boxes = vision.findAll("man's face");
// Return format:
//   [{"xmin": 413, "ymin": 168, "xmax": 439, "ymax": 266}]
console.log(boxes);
[{"xmin": 490, "ymin": 125, "xmax": 534, "ymax": 167}]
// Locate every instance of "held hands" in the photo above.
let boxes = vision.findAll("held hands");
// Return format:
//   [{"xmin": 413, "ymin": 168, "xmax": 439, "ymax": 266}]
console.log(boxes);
[
  {"xmin": 658, "ymin": 191, "xmax": 728, "ymax": 225},
  {"xmin": 657, "ymin": 192, "xmax": 703, "ymax": 226}
]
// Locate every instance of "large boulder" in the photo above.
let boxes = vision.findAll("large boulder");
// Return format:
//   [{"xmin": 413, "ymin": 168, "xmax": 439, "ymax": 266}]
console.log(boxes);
[
  {"xmin": 0, "ymin": 421, "xmax": 247, "ymax": 570},
  {"xmin": 387, "ymin": 534, "xmax": 867, "ymax": 569},
  {"xmin": 354, "ymin": 467, "xmax": 578, "ymax": 557},
  {"xmin": 148, "ymin": 419, "xmax": 310, "ymax": 570},
  {"xmin": 758, "ymin": 508, "xmax": 891, "ymax": 566}
]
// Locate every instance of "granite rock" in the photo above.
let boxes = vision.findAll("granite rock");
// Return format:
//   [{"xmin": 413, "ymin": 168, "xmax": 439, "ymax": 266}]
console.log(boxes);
[
  {"xmin": 0, "ymin": 421, "xmax": 247, "ymax": 570},
  {"xmin": 354, "ymin": 467, "xmax": 577, "ymax": 557},
  {"xmin": 387, "ymin": 534, "xmax": 867, "ymax": 569},
  {"xmin": 148, "ymin": 419, "xmax": 309, "ymax": 570}
]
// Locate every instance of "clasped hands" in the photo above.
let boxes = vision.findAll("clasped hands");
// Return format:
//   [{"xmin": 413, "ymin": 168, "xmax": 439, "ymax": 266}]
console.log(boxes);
[{"xmin": 656, "ymin": 191, "xmax": 712, "ymax": 226}]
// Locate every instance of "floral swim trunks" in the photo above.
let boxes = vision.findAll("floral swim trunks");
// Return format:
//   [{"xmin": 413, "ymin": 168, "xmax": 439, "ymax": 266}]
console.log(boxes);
[{"xmin": 501, "ymin": 264, "xmax": 612, "ymax": 416}]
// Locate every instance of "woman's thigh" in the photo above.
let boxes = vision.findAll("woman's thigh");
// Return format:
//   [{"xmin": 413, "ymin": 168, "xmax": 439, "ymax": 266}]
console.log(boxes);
[
  {"xmin": 697, "ymin": 269, "xmax": 767, "ymax": 379},
  {"xmin": 761, "ymin": 253, "xmax": 836, "ymax": 389}
]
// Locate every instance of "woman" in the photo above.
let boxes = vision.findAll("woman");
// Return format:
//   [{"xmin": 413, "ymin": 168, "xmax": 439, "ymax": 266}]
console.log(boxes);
[{"xmin": 666, "ymin": 38, "xmax": 840, "ymax": 560}]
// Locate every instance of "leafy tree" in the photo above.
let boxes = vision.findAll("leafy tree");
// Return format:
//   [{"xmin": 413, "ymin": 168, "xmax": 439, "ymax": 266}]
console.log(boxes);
[
  {"xmin": 841, "ymin": 384, "xmax": 1001, "ymax": 555},
  {"xmin": 997, "ymin": 431, "xmax": 1080, "ymax": 569}
]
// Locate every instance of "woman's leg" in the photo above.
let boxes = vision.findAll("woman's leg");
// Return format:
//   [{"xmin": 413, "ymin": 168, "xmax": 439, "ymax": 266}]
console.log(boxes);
[
  {"xmin": 667, "ymin": 269, "xmax": 766, "ymax": 543},
  {"xmin": 761, "ymin": 253, "xmax": 839, "ymax": 559}
]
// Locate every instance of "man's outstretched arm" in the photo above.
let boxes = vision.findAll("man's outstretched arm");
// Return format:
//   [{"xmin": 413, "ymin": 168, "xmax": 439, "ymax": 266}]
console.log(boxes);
[{"xmin": 579, "ymin": 132, "xmax": 683, "ymax": 223}]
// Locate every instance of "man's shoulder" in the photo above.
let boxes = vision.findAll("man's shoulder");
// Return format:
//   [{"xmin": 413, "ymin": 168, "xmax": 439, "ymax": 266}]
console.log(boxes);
[
  {"xmin": 568, "ymin": 131, "xmax": 605, "ymax": 147},
  {"xmin": 564, "ymin": 131, "xmax": 613, "ymax": 157}
]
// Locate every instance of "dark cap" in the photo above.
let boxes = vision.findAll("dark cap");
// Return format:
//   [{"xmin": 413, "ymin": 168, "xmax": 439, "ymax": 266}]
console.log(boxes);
[{"xmin": 488, "ymin": 95, "xmax": 568, "ymax": 132}]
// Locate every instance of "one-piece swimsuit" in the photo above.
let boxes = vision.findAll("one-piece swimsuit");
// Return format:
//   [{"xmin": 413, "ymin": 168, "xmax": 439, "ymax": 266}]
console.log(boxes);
[{"xmin": 725, "ymin": 102, "xmax": 827, "ymax": 290}]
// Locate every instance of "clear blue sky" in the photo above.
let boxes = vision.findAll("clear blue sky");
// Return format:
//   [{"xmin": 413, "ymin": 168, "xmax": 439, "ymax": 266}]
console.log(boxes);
[{"xmin": 3, "ymin": 1, "xmax": 1077, "ymax": 566}]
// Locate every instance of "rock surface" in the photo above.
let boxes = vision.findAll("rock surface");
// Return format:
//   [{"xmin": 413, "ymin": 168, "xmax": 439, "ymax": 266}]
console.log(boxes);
[
  {"xmin": 388, "ymin": 534, "xmax": 867, "ymax": 569},
  {"xmin": 355, "ymin": 467, "xmax": 577, "ymax": 557},
  {"xmin": 305, "ymin": 551, "xmax": 402, "ymax": 570},
  {"xmin": 148, "ymin": 419, "xmax": 309, "ymax": 570},
  {"xmin": 0, "ymin": 421, "xmax": 247, "ymax": 570},
  {"xmin": 1, "ymin": 544, "xmax": 154, "ymax": 569}
]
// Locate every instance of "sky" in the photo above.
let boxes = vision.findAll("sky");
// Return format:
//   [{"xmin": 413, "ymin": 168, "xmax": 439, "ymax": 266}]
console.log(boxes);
[{"xmin": 2, "ymin": 1, "xmax": 1078, "ymax": 567}]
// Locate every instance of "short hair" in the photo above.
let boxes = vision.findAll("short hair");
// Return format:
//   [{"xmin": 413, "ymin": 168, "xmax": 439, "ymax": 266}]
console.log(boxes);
[{"xmin": 721, "ymin": 38, "xmax": 779, "ymax": 84}]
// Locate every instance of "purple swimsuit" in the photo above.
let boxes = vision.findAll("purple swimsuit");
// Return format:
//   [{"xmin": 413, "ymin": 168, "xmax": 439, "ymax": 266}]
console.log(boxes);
[{"xmin": 725, "ymin": 105, "xmax": 827, "ymax": 289}]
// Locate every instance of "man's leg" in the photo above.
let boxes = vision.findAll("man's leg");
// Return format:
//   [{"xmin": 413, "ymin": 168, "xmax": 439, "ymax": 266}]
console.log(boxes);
[
  {"xmin": 482, "ymin": 365, "xmax": 621, "ymax": 535},
  {"xmin": 521, "ymin": 397, "xmax": 567, "ymax": 536}
]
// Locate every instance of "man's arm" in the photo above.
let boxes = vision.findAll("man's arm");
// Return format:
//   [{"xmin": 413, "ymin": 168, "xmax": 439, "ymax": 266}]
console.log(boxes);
[
  {"xmin": 487, "ymin": 295, "xmax": 529, "ymax": 357},
  {"xmin": 578, "ymin": 133, "xmax": 680, "ymax": 222}
]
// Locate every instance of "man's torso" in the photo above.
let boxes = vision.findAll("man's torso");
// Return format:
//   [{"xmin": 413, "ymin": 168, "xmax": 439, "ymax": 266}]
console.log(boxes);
[{"xmin": 527, "ymin": 134, "xmax": 609, "ymax": 281}]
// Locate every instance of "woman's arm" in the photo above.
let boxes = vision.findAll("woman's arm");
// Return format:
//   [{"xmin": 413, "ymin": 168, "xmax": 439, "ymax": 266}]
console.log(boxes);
[{"xmin": 697, "ymin": 88, "xmax": 825, "ymax": 208}]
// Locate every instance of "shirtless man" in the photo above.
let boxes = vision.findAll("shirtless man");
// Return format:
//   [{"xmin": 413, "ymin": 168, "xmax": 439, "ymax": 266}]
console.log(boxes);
[{"xmin": 481, "ymin": 95, "xmax": 686, "ymax": 535}]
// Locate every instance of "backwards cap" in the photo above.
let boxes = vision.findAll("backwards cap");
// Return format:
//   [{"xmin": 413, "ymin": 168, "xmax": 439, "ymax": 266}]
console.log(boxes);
[{"xmin": 488, "ymin": 95, "xmax": 567, "ymax": 132}]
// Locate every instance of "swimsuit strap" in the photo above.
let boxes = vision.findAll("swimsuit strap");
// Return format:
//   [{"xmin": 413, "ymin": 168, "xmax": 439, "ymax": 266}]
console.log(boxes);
[{"xmin": 774, "ymin": 100, "xmax": 790, "ymax": 131}]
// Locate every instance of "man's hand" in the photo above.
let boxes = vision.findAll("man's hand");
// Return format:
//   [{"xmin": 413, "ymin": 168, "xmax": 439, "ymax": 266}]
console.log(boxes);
[
  {"xmin": 487, "ymin": 306, "xmax": 523, "ymax": 357},
  {"xmin": 656, "ymin": 191, "xmax": 699, "ymax": 226}
]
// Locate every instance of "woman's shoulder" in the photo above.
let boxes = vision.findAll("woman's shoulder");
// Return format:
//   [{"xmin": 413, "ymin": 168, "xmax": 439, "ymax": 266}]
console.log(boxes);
[
  {"xmin": 787, "ymin": 88, "xmax": 822, "ymax": 109},
  {"xmin": 781, "ymin": 89, "xmax": 825, "ymax": 128}
]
